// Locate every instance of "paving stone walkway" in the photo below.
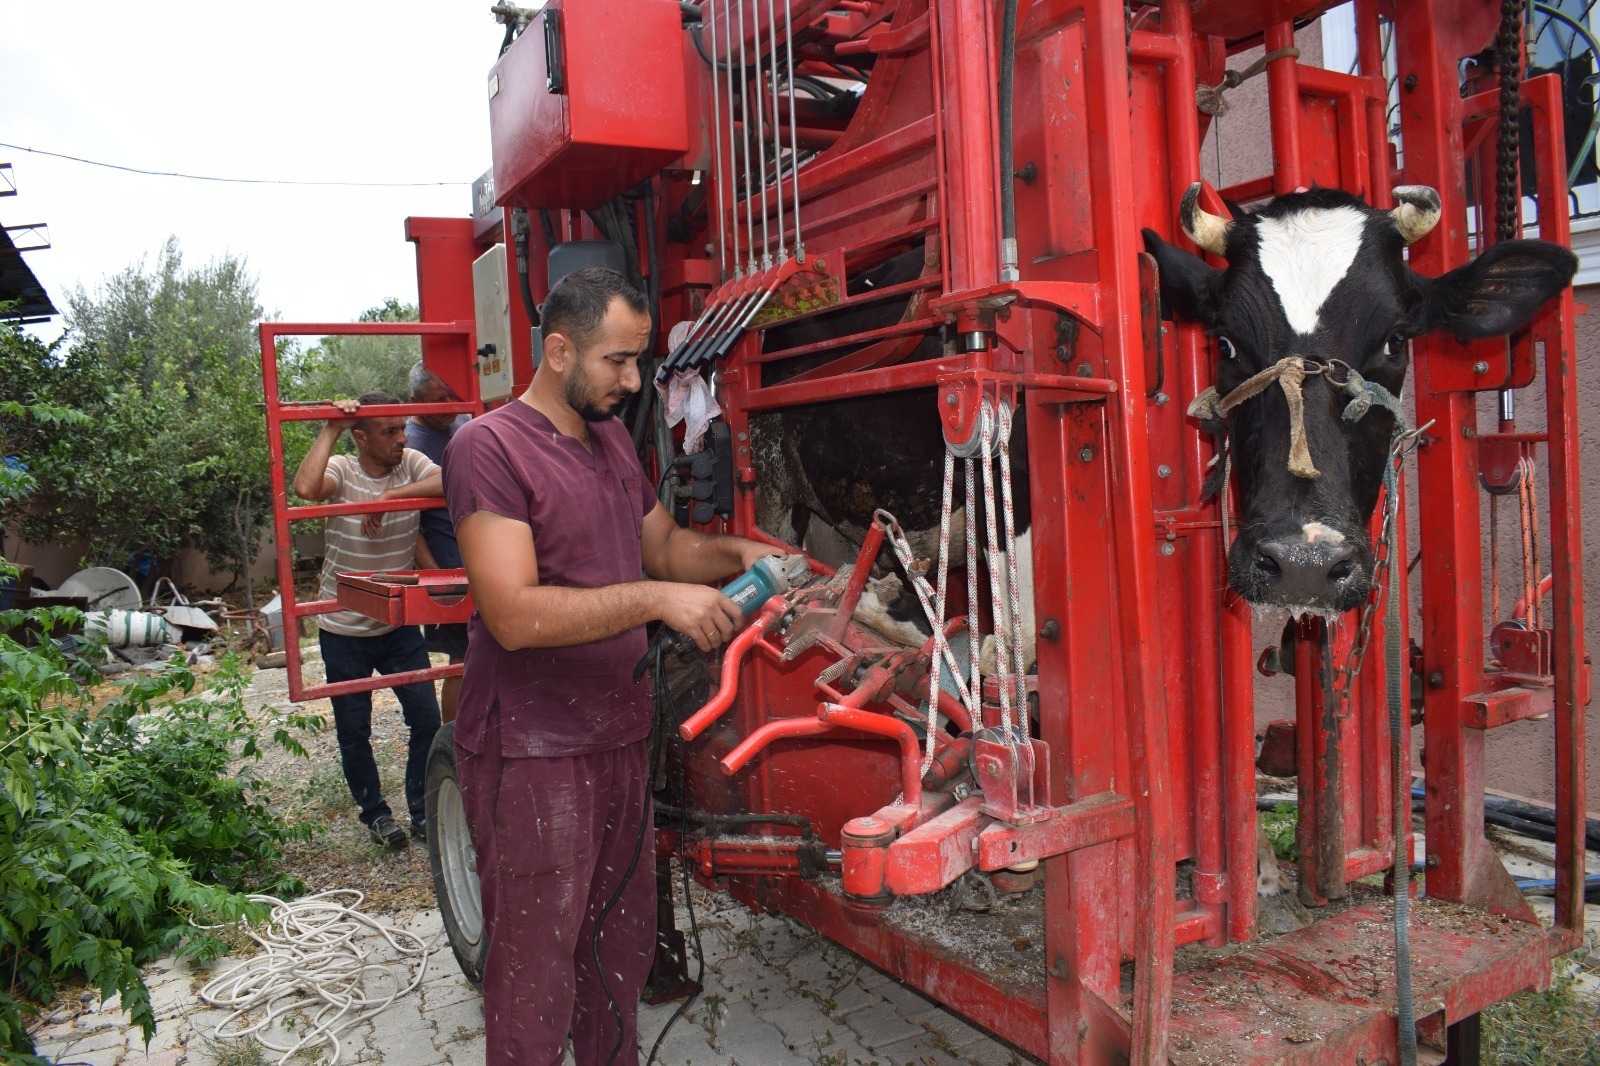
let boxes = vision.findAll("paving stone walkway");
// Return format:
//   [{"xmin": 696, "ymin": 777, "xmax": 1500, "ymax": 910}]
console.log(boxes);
[{"xmin": 30, "ymin": 891, "xmax": 1032, "ymax": 1066}]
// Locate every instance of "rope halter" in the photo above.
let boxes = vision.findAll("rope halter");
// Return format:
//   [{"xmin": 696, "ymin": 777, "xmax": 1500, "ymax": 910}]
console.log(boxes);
[{"xmin": 1187, "ymin": 356, "xmax": 1406, "ymax": 480}]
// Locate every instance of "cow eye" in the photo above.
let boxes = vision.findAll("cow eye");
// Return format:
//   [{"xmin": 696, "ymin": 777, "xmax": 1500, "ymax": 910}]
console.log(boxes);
[
  {"xmin": 1386, "ymin": 332, "xmax": 1408, "ymax": 359},
  {"xmin": 1216, "ymin": 335, "xmax": 1237, "ymax": 360}
]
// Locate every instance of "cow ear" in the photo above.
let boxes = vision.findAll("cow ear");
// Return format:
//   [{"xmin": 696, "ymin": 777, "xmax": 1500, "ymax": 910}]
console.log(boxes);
[
  {"xmin": 1143, "ymin": 229, "xmax": 1223, "ymax": 324},
  {"xmin": 1416, "ymin": 239, "xmax": 1577, "ymax": 340}
]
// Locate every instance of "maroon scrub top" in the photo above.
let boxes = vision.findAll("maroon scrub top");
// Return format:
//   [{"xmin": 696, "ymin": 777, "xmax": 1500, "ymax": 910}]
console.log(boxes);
[{"xmin": 443, "ymin": 400, "xmax": 657, "ymax": 758}]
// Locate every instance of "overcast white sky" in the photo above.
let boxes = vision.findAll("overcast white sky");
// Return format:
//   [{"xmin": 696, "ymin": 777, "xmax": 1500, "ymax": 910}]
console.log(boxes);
[{"xmin": 2, "ymin": 2, "xmax": 503, "ymax": 342}]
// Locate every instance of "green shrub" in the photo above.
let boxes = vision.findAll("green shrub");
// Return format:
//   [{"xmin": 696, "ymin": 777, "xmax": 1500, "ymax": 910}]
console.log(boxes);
[
  {"xmin": 0, "ymin": 603, "xmax": 318, "ymax": 1057},
  {"xmin": 1482, "ymin": 942, "xmax": 1600, "ymax": 1065},
  {"xmin": 1260, "ymin": 801, "xmax": 1299, "ymax": 862}
]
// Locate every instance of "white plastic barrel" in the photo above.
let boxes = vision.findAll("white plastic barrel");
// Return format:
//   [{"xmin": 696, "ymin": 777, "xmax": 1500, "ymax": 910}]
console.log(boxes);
[{"xmin": 85, "ymin": 610, "xmax": 179, "ymax": 647}]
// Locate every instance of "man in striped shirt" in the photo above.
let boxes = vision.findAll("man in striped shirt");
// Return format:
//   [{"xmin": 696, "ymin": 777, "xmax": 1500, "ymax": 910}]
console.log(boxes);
[{"xmin": 293, "ymin": 391, "xmax": 444, "ymax": 849}]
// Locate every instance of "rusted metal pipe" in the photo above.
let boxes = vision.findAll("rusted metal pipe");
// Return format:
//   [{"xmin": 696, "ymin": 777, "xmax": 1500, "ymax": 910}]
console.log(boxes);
[
  {"xmin": 678, "ymin": 601, "xmax": 784, "ymax": 741},
  {"xmin": 720, "ymin": 715, "xmax": 833, "ymax": 775},
  {"xmin": 817, "ymin": 704, "xmax": 924, "ymax": 808},
  {"xmin": 832, "ymin": 520, "xmax": 887, "ymax": 638}
]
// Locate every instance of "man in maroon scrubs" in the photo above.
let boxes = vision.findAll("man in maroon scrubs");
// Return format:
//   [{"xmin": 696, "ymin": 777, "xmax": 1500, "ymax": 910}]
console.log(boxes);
[{"xmin": 443, "ymin": 267, "xmax": 775, "ymax": 1065}]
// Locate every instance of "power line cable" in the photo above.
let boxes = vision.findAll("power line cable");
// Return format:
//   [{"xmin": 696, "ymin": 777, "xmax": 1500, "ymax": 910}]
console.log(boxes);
[{"xmin": 0, "ymin": 141, "xmax": 469, "ymax": 188}]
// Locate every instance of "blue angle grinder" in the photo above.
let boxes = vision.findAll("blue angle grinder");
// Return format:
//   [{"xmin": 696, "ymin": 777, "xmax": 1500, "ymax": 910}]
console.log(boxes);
[{"xmin": 634, "ymin": 553, "xmax": 811, "ymax": 681}]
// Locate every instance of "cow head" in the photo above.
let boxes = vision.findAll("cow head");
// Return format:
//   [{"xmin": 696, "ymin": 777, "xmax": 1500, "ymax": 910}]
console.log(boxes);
[{"xmin": 1144, "ymin": 185, "xmax": 1576, "ymax": 613}]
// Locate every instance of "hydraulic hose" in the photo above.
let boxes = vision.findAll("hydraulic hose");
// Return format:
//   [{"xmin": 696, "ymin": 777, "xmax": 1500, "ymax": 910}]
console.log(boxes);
[
  {"xmin": 633, "ymin": 186, "xmax": 663, "ymax": 454},
  {"xmin": 998, "ymin": 0, "xmax": 1019, "ymax": 281},
  {"xmin": 510, "ymin": 207, "xmax": 541, "ymax": 332}
]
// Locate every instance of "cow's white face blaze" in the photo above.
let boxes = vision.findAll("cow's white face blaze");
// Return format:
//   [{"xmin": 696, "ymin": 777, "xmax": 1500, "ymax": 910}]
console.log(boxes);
[
  {"xmin": 1145, "ymin": 185, "xmax": 1576, "ymax": 613},
  {"xmin": 1254, "ymin": 206, "xmax": 1368, "ymax": 335}
]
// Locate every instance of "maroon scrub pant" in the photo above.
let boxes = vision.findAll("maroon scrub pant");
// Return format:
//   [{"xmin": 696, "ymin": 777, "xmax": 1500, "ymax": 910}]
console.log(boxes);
[{"xmin": 458, "ymin": 734, "xmax": 656, "ymax": 1065}]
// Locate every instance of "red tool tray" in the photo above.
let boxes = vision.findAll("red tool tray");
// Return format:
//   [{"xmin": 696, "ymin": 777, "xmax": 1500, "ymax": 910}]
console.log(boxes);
[{"xmin": 335, "ymin": 570, "xmax": 475, "ymax": 627}]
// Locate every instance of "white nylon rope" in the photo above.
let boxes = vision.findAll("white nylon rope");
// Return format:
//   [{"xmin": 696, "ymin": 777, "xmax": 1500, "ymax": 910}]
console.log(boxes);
[
  {"xmin": 924, "ymin": 449, "xmax": 962, "ymax": 773},
  {"xmin": 995, "ymin": 403, "xmax": 1029, "ymax": 719},
  {"xmin": 977, "ymin": 401, "xmax": 1016, "ymax": 738},
  {"xmin": 198, "ymin": 890, "xmax": 434, "ymax": 1064}
]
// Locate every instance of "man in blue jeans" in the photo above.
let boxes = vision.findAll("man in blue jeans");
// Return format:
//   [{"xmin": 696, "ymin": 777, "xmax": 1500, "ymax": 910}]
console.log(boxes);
[{"xmin": 293, "ymin": 392, "xmax": 444, "ymax": 848}]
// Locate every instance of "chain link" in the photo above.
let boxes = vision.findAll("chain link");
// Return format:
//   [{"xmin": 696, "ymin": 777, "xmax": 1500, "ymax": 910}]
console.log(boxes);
[
  {"xmin": 1329, "ymin": 426, "xmax": 1431, "ymax": 720},
  {"xmin": 1495, "ymin": 0, "xmax": 1524, "ymax": 244}
]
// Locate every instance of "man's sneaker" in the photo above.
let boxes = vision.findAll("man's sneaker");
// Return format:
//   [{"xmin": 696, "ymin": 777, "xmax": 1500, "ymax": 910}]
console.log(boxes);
[
  {"xmin": 410, "ymin": 820, "xmax": 427, "ymax": 845},
  {"xmin": 368, "ymin": 814, "xmax": 408, "ymax": 849}
]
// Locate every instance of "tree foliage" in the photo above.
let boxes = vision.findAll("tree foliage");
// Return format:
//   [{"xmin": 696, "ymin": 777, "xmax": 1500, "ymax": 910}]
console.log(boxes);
[
  {"xmin": 1, "ymin": 239, "xmax": 421, "ymax": 599},
  {"xmin": 0, "ymin": 241, "xmax": 271, "ymax": 588},
  {"xmin": 288, "ymin": 297, "xmax": 421, "ymax": 402},
  {"xmin": 0, "ymin": 612, "xmax": 317, "ymax": 1060}
]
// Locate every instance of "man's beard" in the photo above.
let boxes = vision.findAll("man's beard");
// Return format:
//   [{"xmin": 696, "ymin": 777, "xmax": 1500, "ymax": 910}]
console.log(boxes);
[{"xmin": 566, "ymin": 373, "xmax": 625, "ymax": 423}]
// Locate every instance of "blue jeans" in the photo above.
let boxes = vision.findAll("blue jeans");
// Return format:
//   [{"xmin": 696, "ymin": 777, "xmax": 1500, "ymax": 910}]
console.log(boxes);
[{"xmin": 318, "ymin": 626, "xmax": 440, "ymax": 827}]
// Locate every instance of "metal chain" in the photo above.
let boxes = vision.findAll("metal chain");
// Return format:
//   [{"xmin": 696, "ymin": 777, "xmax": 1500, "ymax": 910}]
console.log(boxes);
[
  {"xmin": 1330, "ymin": 425, "xmax": 1432, "ymax": 720},
  {"xmin": 1495, "ymin": 0, "xmax": 1524, "ymax": 243}
]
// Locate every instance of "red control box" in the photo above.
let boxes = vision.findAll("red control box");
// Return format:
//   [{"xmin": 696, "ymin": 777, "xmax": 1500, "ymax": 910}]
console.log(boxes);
[{"xmin": 489, "ymin": 0, "xmax": 690, "ymax": 210}]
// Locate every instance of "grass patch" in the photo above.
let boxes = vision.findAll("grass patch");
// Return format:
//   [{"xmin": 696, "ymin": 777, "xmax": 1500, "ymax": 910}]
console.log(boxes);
[
  {"xmin": 1482, "ymin": 940, "xmax": 1600, "ymax": 1065},
  {"xmin": 1259, "ymin": 801, "xmax": 1299, "ymax": 862}
]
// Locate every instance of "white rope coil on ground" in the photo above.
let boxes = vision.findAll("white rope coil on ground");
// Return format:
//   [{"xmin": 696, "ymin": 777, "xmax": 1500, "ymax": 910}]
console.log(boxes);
[{"xmin": 198, "ymin": 889, "xmax": 434, "ymax": 1064}]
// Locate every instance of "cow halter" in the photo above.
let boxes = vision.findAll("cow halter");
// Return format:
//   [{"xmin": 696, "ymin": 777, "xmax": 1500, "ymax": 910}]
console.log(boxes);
[{"xmin": 1187, "ymin": 355, "xmax": 1406, "ymax": 480}]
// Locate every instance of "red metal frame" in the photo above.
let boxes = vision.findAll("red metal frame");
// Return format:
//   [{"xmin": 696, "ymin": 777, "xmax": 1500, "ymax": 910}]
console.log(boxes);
[
  {"xmin": 261, "ymin": 1, "xmax": 1588, "ymax": 1060},
  {"xmin": 681, "ymin": 1, "xmax": 1584, "ymax": 1061},
  {"xmin": 259, "ymin": 320, "xmax": 481, "ymax": 702}
]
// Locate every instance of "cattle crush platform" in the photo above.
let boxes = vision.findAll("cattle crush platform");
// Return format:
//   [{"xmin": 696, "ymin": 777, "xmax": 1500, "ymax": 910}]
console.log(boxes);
[{"xmin": 259, "ymin": 1, "xmax": 1591, "ymax": 1063}]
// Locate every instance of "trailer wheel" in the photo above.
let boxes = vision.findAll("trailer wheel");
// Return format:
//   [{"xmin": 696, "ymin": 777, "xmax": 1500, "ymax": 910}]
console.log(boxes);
[{"xmin": 425, "ymin": 721, "xmax": 486, "ymax": 984}]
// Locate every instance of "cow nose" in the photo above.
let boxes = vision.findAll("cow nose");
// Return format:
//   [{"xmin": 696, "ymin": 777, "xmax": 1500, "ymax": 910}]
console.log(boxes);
[{"xmin": 1253, "ymin": 536, "xmax": 1360, "ymax": 605}]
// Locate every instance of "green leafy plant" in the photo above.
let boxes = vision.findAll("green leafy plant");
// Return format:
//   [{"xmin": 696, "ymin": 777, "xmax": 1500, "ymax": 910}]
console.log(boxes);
[
  {"xmin": 1482, "ymin": 940, "xmax": 1600, "ymax": 1065},
  {"xmin": 1260, "ymin": 801, "xmax": 1299, "ymax": 862},
  {"xmin": 0, "ymin": 605, "xmax": 317, "ymax": 1057}
]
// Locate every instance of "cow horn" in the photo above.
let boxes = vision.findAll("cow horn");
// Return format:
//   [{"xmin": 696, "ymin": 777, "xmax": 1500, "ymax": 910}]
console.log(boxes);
[
  {"xmin": 1180, "ymin": 182, "xmax": 1231, "ymax": 257},
  {"xmin": 1390, "ymin": 186, "xmax": 1442, "ymax": 244}
]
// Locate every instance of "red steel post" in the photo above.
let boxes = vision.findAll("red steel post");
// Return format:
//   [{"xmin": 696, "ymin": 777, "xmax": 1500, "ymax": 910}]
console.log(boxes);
[
  {"xmin": 1082, "ymin": 0, "xmax": 1175, "ymax": 1058},
  {"xmin": 1265, "ymin": 21, "xmax": 1304, "ymax": 194},
  {"xmin": 1393, "ymin": 0, "xmax": 1530, "ymax": 918}
]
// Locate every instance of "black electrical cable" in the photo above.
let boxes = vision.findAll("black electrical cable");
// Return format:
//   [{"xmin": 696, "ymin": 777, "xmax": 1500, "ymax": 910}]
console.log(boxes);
[
  {"xmin": 645, "ymin": 641, "xmax": 705, "ymax": 1066},
  {"xmin": 633, "ymin": 187, "xmax": 664, "ymax": 455},
  {"xmin": 511, "ymin": 208, "xmax": 542, "ymax": 331},
  {"xmin": 998, "ymin": 0, "xmax": 1019, "ymax": 269}
]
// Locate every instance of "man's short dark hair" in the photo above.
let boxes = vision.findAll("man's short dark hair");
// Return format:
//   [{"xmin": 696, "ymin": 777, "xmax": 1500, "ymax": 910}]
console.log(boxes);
[
  {"xmin": 539, "ymin": 268, "xmax": 648, "ymax": 351},
  {"xmin": 354, "ymin": 391, "xmax": 401, "ymax": 434}
]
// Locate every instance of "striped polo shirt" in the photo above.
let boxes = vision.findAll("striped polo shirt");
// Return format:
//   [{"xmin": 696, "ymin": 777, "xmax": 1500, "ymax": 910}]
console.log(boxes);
[{"xmin": 316, "ymin": 449, "xmax": 440, "ymax": 637}]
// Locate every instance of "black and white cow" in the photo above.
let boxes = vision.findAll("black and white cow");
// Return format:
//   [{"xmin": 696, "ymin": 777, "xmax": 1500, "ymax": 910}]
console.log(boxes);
[
  {"xmin": 751, "ymin": 245, "xmax": 1034, "ymax": 660},
  {"xmin": 1143, "ymin": 184, "xmax": 1576, "ymax": 612}
]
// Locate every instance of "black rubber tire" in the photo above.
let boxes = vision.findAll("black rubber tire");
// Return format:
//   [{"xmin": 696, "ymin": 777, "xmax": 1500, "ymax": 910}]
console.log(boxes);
[{"xmin": 425, "ymin": 721, "xmax": 487, "ymax": 985}]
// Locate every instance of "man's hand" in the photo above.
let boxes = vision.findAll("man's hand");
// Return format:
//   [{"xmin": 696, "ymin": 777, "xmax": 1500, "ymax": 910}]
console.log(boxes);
[
  {"xmin": 294, "ymin": 398, "xmax": 362, "ymax": 502},
  {"xmin": 327, "ymin": 397, "xmax": 360, "ymax": 431},
  {"xmin": 362, "ymin": 506, "xmax": 386, "ymax": 539},
  {"xmin": 657, "ymin": 583, "xmax": 743, "ymax": 652},
  {"xmin": 737, "ymin": 541, "xmax": 782, "ymax": 571}
]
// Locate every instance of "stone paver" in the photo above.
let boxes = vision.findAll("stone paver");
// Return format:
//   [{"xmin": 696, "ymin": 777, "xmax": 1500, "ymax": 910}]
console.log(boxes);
[{"xmin": 28, "ymin": 890, "xmax": 1036, "ymax": 1066}]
